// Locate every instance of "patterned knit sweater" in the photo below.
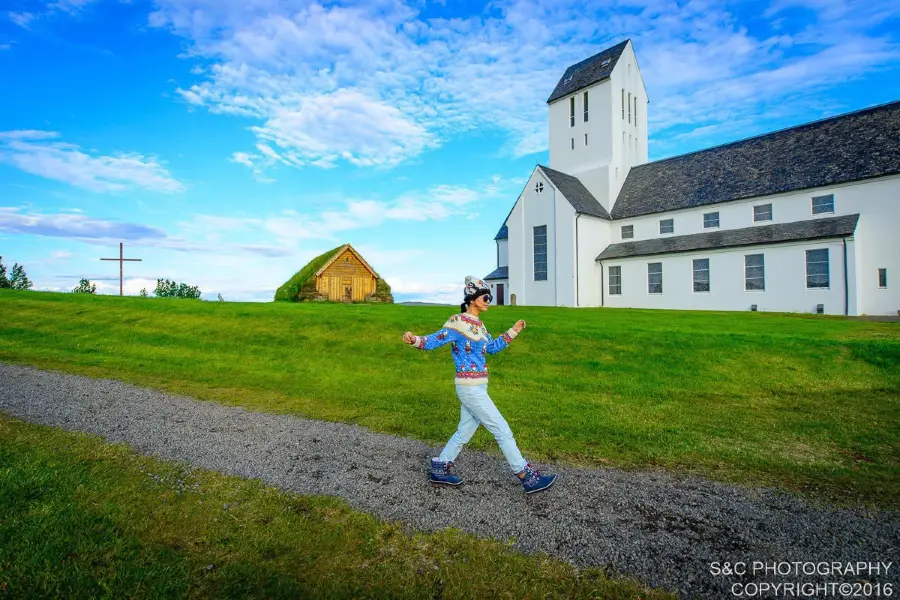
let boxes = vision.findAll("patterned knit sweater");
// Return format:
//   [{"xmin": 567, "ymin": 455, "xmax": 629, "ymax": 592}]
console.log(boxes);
[{"xmin": 413, "ymin": 313, "xmax": 518, "ymax": 386}]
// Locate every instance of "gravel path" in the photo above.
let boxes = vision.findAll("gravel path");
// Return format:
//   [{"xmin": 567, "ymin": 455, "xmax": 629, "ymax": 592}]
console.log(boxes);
[{"xmin": 1, "ymin": 362, "xmax": 897, "ymax": 599}]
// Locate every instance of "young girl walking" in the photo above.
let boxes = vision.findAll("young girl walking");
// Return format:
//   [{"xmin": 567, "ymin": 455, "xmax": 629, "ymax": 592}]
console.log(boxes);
[{"xmin": 402, "ymin": 276, "xmax": 557, "ymax": 494}]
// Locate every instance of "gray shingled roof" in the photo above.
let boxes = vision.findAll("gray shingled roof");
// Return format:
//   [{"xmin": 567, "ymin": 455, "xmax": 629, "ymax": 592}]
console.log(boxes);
[
  {"xmin": 540, "ymin": 166, "xmax": 611, "ymax": 219},
  {"xmin": 484, "ymin": 266, "xmax": 509, "ymax": 280},
  {"xmin": 495, "ymin": 224, "xmax": 508, "ymax": 240},
  {"xmin": 612, "ymin": 101, "xmax": 900, "ymax": 220},
  {"xmin": 547, "ymin": 40, "xmax": 629, "ymax": 104},
  {"xmin": 596, "ymin": 214, "xmax": 859, "ymax": 261}
]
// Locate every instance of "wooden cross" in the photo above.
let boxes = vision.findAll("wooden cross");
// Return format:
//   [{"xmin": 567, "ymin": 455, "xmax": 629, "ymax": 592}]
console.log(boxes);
[{"xmin": 100, "ymin": 242, "xmax": 143, "ymax": 296}]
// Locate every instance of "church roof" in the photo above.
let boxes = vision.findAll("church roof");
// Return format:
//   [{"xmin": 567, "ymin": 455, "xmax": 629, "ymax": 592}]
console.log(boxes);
[
  {"xmin": 494, "ymin": 224, "xmax": 508, "ymax": 240},
  {"xmin": 539, "ymin": 165, "xmax": 611, "ymax": 219},
  {"xmin": 547, "ymin": 40, "xmax": 630, "ymax": 104},
  {"xmin": 596, "ymin": 214, "xmax": 859, "ymax": 261},
  {"xmin": 484, "ymin": 266, "xmax": 509, "ymax": 280},
  {"xmin": 612, "ymin": 100, "xmax": 900, "ymax": 220}
]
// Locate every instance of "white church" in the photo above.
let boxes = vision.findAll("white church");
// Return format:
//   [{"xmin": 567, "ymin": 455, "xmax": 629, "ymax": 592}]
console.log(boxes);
[{"xmin": 484, "ymin": 40, "xmax": 899, "ymax": 316}]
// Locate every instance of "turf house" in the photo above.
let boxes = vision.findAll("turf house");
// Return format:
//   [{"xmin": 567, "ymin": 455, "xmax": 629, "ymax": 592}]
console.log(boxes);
[{"xmin": 275, "ymin": 244, "xmax": 393, "ymax": 303}]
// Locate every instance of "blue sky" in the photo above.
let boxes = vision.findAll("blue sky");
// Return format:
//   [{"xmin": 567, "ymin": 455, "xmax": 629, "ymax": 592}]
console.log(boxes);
[{"xmin": 2, "ymin": 0, "xmax": 899, "ymax": 303}]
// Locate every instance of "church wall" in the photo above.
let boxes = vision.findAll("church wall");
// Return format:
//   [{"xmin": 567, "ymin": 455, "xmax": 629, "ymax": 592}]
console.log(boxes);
[
  {"xmin": 514, "ymin": 170, "xmax": 557, "ymax": 306},
  {"xmin": 600, "ymin": 238, "xmax": 850, "ymax": 315},
  {"xmin": 555, "ymin": 191, "xmax": 577, "ymax": 307},
  {"xmin": 575, "ymin": 214, "xmax": 612, "ymax": 307},
  {"xmin": 597, "ymin": 175, "xmax": 900, "ymax": 315}
]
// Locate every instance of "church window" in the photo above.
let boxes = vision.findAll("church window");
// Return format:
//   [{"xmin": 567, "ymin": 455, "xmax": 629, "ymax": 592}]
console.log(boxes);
[
  {"xmin": 628, "ymin": 92, "xmax": 632, "ymax": 123},
  {"xmin": 535, "ymin": 181, "xmax": 544, "ymax": 193},
  {"xmin": 806, "ymin": 249, "xmax": 829, "ymax": 289},
  {"xmin": 621, "ymin": 225, "xmax": 634, "ymax": 239},
  {"xmin": 629, "ymin": 135, "xmax": 632, "ymax": 148},
  {"xmin": 609, "ymin": 266, "xmax": 622, "ymax": 295},
  {"xmin": 693, "ymin": 259, "xmax": 710, "ymax": 292},
  {"xmin": 812, "ymin": 194, "xmax": 834, "ymax": 214},
  {"xmin": 745, "ymin": 254, "xmax": 765, "ymax": 291},
  {"xmin": 648, "ymin": 262, "xmax": 663, "ymax": 294},
  {"xmin": 703, "ymin": 212, "xmax": 720, "ymax": 228},
  {"xmin": 634, "ymin": 96, "xmax": 638, "ymax": 125},
  {"xmin": 584, "ymin": 133, "xmax": 588, "ymax": 146},
  {"xmin": 754, "ymin": 203, "xmax": 772, "ymax": 222},
  {"xmin": 622, "ymin": 89, "xmax": 625, "ymax": 119},
  {"xmin": 571, "ymin": 138, "xmax": 575, "ymax": 150},
  {"xmin": 659, "ymin": 219, "xmax": 674, "ymax": 234},
  {"xmin": 583, "ymin": 91, "xmax": 589, "ymax": 122},
  {"xmin": 533, "ymin": 226, "xmax": 548, "ymax": 281},
  {"xmin": 570, "ymin": 96, "xmax": 575, "ymax": 127},
  {"xmin": 601, "ymin": 58, "xmax": 611, "ymax": 67},
  {"xmin": 878, "ymin": 268, "xmax": 887, "ymax": 288}
]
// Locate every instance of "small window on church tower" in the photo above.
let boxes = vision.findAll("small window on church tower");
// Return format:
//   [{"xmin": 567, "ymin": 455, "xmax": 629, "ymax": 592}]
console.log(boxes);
[
  {"xmin": 628, "ymin": 92, "xmax": 632, "ymax": 123},
  {"xmin": 571, "ymin": 138, "xmax": 575, "ymax": 150},
  {"xmin": 535, "ymin": 181, "xmax": 543, "ymax": 194},
  {"xmin": 622, "ymin": 89, "xmax": 625, "ymax": 119},
  {"xmin": 584, "ymin": 133, "xmax": 588, "ymax": 146},
  {"xmin": 583, "ymin": 91, "xmax": 589, "ymax": 122},
  {"xmin": 570, "ymin": 96, "xmax": 575, "ymax": 127}
]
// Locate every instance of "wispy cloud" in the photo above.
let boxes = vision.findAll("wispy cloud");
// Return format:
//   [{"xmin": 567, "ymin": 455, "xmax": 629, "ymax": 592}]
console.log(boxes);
[
  {"xmin": 0, "ymin": 130, "xmax": 186, "ymax": 194},
  {"xmin": 148, "ymin": 0, "xmax": 900, "ymax": 170},
  {"xmin": 0, "ymin": 207, "xmax": 289, "ymax": 257},
  {"xmin": 7, "ymin": 11, "xmax": 35, "ymax": 29}
]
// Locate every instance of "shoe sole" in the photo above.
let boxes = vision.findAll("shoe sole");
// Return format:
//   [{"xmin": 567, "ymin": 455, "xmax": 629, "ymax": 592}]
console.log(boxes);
[
  {"xmin": 430, "ymin": 478, "xmax": 463, "ymax": 486},
  {"xmin": 525, "ymin": 475, "xmax": 557, "ymax": 494}
]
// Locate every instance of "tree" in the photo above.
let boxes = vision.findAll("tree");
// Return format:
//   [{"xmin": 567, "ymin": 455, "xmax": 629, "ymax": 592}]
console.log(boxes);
[
  {"xmin": 140, "ymin": 288, "xmax": 149, "ymax": 298},
  {"xmin": 154, "ymin": 278, "xmax": 201, "ymax": 299},
  {"xmin": 0, "ymin": 256, "xmax": 33, "ymax": 290},
  {"xmin": 72, "ymin": 278, "xmax": 97, "ymax": 294}
]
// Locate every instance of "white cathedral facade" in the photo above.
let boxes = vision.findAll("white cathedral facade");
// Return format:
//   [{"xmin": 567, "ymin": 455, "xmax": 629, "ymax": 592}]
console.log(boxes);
[{"xmin": 484, "ymin": 40, "xmax": 899, "ymax": 316}]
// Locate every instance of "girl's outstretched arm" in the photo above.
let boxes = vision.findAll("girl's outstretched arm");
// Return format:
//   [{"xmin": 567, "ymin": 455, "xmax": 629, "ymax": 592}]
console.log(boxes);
[
  {"xmin": 485, "ymin": 319, "xmax": 526, "ymax": 354},
  {"xmin": 403, "ymin": 326, "xmax": 457, "ymax": 351}
]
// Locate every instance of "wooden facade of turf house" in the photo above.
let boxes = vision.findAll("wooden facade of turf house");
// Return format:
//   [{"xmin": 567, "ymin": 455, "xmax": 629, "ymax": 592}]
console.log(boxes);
[{"xmin": 274, "ymin": 244, "xmax": 394, "ymax": 303}]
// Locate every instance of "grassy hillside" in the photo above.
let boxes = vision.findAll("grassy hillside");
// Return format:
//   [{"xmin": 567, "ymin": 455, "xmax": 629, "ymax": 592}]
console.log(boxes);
[{"xmin": 1, "ymin": 290, "xmax": 898, "ymax": 507}]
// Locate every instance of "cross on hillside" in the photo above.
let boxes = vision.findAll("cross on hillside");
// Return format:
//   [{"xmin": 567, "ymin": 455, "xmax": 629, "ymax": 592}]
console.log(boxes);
[{"xmin": 100, "ymin": 242, "xmax": 142, "ymax": 296}]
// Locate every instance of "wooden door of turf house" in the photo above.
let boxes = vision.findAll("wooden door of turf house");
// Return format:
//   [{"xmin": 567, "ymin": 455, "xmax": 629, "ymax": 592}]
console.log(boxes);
[{"xmin": 496, "ymin": 284, "xmax": 505, "ymax": 306}]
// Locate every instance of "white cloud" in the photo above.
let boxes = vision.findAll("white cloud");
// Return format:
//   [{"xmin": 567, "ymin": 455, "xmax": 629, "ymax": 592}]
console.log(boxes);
[
  {"xmin": 148, "ymin": 0, "xmax": 900, "ymax": 168},
  {"xmin": 8, "ymin": 12, "xmax": 35, "ymax": 29},
  {"xmin": 0, "ymin": 130, "xmax": 186, "ymax": 194}
]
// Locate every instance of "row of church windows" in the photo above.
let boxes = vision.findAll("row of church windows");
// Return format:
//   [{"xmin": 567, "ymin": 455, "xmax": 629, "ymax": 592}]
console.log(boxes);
[
  {"xmin": 569, "ymin": 91, "xmax": 589, "ymax": 126},
  {"xmin": 621, "ymin": 89, "xmax": 638, "ymax": 125},
  {"xmin": 619, "ymin": 195, "xmax": 836, "ymax": 240},
  {"xmin": 607, "ymin": 250, "xmax": 839, "ymax": 295}
]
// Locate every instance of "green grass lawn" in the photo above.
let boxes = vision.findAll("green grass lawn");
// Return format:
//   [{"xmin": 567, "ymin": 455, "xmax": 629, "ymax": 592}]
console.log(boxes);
[
  {"xmin": 1, "ymin": 290, "xmax": 898, "ymax": 508},
  {"xmin": 0, "ymin": 415, "xmax": 670, "ymax": 599}
]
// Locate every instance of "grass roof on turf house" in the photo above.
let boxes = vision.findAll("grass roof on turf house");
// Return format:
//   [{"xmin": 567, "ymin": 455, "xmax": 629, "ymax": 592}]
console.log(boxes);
[{"xmin": 274, "ymin": 244, "xmax": 393, "ymax": 303}]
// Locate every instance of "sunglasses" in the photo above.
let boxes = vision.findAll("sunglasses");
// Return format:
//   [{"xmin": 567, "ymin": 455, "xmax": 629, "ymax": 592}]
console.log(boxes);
[{"xmin": 478, "ymin": 294, "xmax": 493, "ymax": 304}]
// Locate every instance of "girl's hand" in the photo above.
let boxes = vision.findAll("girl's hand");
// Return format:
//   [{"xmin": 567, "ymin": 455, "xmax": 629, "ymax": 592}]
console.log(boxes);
[
  {"xmin": 402, "ymin": 331, "xmax": 416, "ymax": 345},
  {"xmin": 513, "ymin": 320, "xmax": 526, "ymax": 333}
]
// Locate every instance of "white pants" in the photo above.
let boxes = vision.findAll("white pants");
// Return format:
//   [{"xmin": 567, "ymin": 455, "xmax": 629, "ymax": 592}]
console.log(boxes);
[{"xmin": 438, "ymin": 384, "xmax": 527, "ymax": 473}]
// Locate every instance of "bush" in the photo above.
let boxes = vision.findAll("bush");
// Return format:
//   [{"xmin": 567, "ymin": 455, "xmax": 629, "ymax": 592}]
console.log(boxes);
[
  {"xmin": 72, "ymin": 279, "xmax": 97, "ymax": 294},
  {"xmin": 154, "ymin": 279, "xmax": 201, "ymax": 299},
  {"xmin": 0, "ymin": 256, "xmax": 33, "ymax": 290}
]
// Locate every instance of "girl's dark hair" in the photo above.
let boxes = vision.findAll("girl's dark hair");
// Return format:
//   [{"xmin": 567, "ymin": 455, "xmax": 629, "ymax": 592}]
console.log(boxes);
[{"xmin": 460, "ymin": 300, "xmax": 469, "ymax": 313}]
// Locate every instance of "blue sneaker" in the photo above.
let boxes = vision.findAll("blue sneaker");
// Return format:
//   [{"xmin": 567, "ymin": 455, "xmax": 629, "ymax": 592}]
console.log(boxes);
[
  {"xmin": 429, "ymin": 458, "xmax": 462, "ymax": 485},
  {"xmin": 517, "ymin": 463, "xmax": 557, "ymax": 494}
]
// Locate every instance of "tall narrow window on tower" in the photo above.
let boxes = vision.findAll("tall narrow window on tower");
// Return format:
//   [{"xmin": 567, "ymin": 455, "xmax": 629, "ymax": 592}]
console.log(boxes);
[
  {"xmin": 634, "ymin": 96, "xmax": 638, "ymax": 125},
  {"xmin": 622, "ymin": 89, "xmax": 625, "ymax": 119},
  {"xmin": 628, "ymin": 92, "xmax": 632, "ymax": 123},
  {"xmin": 533, "ymin": 226, "xmax": 548, "ymax": 281},
  {"xmin": 583, "ymin": 91, "xmax": 589, "ymax": 122},
  {"xmin": 570, "ymin": 96, "xmax": 575, "ymax": 127}
]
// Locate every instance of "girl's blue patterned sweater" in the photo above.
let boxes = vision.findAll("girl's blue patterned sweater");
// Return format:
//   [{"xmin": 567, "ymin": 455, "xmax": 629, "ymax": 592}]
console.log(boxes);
[{"xmin": 413, "ymin": 313, "xmax": 518, "ymax": 386}]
